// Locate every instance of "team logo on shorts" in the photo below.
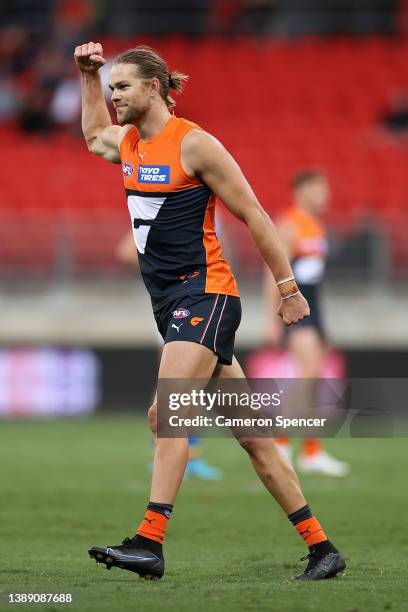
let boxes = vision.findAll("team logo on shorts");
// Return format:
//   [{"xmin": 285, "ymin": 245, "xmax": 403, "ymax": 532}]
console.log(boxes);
[
  {"xmin": 190, "ymin": 317, "xmax": 204, "ymax": 326},
  {"xmin": 172, "ymin": 308, "xmax": 190, "ymax": 319},
  {"xmin": 122, "ymin": 162, "xmax": 134, "ymax": 177}
]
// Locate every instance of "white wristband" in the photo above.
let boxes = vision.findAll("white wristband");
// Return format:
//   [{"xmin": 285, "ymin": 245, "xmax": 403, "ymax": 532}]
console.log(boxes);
[
  {"xmin": 277, "ymin": 276, "xmax": 295, "ymax": 286},
  {"xmin": 281, "ymin": 290, "xmax": 300, "ymax": 300}
]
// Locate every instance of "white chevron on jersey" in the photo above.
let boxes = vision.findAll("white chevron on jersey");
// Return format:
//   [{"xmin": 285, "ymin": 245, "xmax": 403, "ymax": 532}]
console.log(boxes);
[{"xmin": 127, "ymin": 194, "xmax": 166, "ymax": 254}]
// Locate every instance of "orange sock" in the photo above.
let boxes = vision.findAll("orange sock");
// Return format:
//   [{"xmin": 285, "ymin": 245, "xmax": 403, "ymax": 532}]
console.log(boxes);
[
  {"xmin": 136, "ymin": 510, "xmax": 169, "ymax": 544},
  {"xmin": 288, "ymin": 504, "xmax": 328, "ymax": 549},
  {"xmin": 295, "ymin": 516, "xmax": 328, "ymax": 547},
  {"xmin": 302, "ymin": 438, "xmax": 321, "ymax": 456}
]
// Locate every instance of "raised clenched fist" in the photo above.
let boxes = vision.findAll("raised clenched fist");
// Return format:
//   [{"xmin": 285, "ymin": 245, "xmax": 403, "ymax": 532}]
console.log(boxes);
[{"xmin": 74, "ymin": 42, "xmax": 106, "ymax": 74}]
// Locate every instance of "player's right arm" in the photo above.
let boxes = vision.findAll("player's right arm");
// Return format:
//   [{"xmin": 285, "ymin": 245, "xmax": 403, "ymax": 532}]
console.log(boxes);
[{"xmin": 74, "ymin": 42, "xmax": 126, "ymax": 163}]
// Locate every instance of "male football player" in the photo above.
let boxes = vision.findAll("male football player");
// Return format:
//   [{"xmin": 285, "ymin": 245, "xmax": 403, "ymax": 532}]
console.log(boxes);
[
  {"xmin": 265, "ymin": 170, "xmax": 349, "ymax": 475},
  {"xmin": 75, "ymin": 42, "xmax": 346, "ymax": 581}
]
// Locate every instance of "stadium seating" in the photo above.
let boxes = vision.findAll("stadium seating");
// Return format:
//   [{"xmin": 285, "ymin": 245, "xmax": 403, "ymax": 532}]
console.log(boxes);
[{"xmin": 1, "ymin": 37, "xmax": 408, "ymax": 275}]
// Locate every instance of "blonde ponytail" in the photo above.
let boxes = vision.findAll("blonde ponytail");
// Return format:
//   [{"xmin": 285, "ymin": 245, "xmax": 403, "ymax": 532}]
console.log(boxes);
[{"xmin": 167, "ymin": 71, "xmax": 189, "ymax": 108}]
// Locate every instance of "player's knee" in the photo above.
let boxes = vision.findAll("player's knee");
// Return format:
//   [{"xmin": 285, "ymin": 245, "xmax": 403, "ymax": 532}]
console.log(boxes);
[{"xmin": 148, "ymin": 403, "xmax": 157, "ymax": 433}]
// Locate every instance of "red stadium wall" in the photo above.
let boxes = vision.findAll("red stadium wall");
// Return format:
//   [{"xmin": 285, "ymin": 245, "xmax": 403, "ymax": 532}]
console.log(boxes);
[{"xmin": 1, "ymin": 37, "xmax": 408, "ymax": 275}]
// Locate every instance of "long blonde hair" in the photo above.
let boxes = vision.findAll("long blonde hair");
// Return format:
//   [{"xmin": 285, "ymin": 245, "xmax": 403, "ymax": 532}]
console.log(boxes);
[{"xmin": 113, "ymin": 46, "xmax": 189, "ymax": 109}]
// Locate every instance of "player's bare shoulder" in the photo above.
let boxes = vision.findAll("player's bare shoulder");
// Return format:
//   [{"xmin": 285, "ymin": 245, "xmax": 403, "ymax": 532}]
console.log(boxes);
[
  {"xmin": 180, "ymin": 129, "xmax": 227, "ymax": 178},
  {"xmin": 97, "ymin": 124, "xmax": 133, "ymax": 163},
  {"xmin": 118, "ymin": 124, "xmax": 134, "ymax": 146}
]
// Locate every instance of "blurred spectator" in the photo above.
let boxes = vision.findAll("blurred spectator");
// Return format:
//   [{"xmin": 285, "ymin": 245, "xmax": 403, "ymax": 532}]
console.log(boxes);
[
  {"xmin": 380, "ymin": 90, "xmax": 408, "ymax": 136},
  {"xmin": 17, "ymin": 45, "xmax": 68, "ymax": 133},
  {"xmin": 52, "ymin": 0, "xmax": 97, "ymax": 52},
  {"xmin": 399, "ymin": 0, "xmax": 408, "ymax": 36},
  {"xmin": 269, "ymin": 0, "xmax": 397, "ymax": 37},
  {"xmin": 0, "ymin": 26, "xmax": 37, "ymax": 76},
  {"xmin": 106, "ymin": 0, "xmax": 211, "ymax": 36},
  {"xmin": 0, "ymin": 2, "xmax": 98, "ymax": 133},
  {"xmin": 0, "ymin": 77, "xmax": 18, "ymax": 119},
  {"xmin": 49, "ymin": 78, "xmax": 81, "ymax": 127},
  {"xmin": 210, "ymin": 0, "xmax": 277, "ymax": 37},
  {"xmin": 18, "ymin": 89, "xmax": 53, "ymax": 133},
  {"xmin": 0, "ymin": 0, "xmax": 54, "ymax": 33},
  {"xmin": 369, "ymin": 89, "xmax": 408, "ymax": 147},
  {"xmin": 0, "ymin": 0, "xmax": 401, "ymax": 135}
]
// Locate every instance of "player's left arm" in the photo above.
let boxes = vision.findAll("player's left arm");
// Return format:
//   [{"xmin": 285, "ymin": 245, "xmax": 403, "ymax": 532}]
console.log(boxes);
[
  {"xmin": 181, "ymin": 130, "xmax": 309, "ymax": 324},
  {"xmin": 264, "ymin": 219, "xmax": 297, "ymax": 341}
]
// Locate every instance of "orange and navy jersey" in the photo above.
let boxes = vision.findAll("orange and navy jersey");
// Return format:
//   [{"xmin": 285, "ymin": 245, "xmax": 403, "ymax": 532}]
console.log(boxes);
[
  {"xmin": 120, "ymin": 115, "xmax": 239, "ymax": 306},
  {"xmin": 281, "ymin": 207, "xmax": 328, "ymax": 286}
]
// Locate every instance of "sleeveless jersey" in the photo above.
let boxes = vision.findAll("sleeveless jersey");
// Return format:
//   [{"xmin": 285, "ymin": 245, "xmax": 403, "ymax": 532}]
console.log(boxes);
[
  {"xmin": 120, "ymin": 115, "xmax": 239, "ymax": 306},
  {"xmin": 281, "ymin": 207, "xmax": 328, "ymax": 286}
]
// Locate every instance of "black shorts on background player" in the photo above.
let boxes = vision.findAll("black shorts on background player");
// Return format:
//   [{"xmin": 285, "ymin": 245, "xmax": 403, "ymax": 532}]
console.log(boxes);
[{"xmin": 288, "ymin": 284, "xmax": 325, "ymax": 339}]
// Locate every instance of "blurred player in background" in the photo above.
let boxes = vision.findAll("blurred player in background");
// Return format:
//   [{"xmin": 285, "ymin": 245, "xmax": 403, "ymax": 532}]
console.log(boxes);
[
  {"xmin": 117, "ymin": 230, "xmax": 223, "ymax": 480},
  {"xmin": 75, "ymin": 41, "xmax": 345, "ymax": 582},
  {"xmin": 265, "ymin": 170, "xmax": 349, "ymax": 476}
]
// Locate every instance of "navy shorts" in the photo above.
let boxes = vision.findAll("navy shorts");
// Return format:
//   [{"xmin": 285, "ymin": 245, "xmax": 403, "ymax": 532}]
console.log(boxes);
[
  {"xmin": 153, "ymin": 292, "xmax": 242, "ymax": 365},
  {"xmin": 288, "ymin": 284, "xmax": 325, "ymax": 339}
]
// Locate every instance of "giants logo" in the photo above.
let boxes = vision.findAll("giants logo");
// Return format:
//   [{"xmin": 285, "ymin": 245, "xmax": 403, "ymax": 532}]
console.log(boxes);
[{"xmin": 191, "ymin": 317, "xmax": 204, "ymax": 326}]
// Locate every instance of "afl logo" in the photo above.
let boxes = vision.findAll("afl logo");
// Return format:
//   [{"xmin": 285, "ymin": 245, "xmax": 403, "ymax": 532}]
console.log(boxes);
[
  {"xmin": 122, "ymin": 162, "xmax": 134, "ymax": 177},
  {"xmin": 172, "ymin": 308, "xmax": 190, "ymax": 319}
]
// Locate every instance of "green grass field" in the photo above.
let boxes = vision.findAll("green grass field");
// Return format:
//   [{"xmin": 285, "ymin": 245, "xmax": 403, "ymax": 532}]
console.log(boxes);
[{"xmin": 1, "ymin": 416, "xmax": 407, "ymax": 611}]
